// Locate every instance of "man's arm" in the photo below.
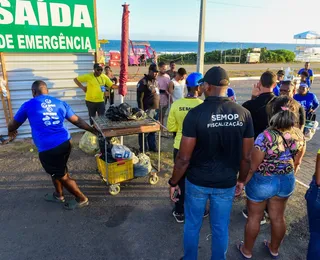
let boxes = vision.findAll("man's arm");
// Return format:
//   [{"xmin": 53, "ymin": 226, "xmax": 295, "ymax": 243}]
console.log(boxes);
[
  {"xmin": 74, "ymin": 78, "xmax": 87, "ymax": 93},
  {"xmin": 136, "ymin": 83, "xmax": 144, "ymax": 110},
  {"xmin": 238, "ymin": 137, "xmax": 255, "ymax": 183},
  {"xmin": 67, "ymin": 115, "xmax": 98, "ymax": 135},
  {"xmin": 104, "ymin": 75, "xmax": 118, "ymax": 90},
  {"xmin": 168, "ymin": 81, "xmax": 174, "ymax": 95},
  {"xmin": 167, "ymin": 104, "xmax": 177, "ymax": 133},
  {"xmin": 170, "ymin": 136, "xmax": 196, "ymax": 185},
  {"xmin": 312, "ymin": 94, "xmax": 319, "ymax": 111},
  {"xmin": 7, "ymin": 120, "xmax": 22, "ymax": 139}
]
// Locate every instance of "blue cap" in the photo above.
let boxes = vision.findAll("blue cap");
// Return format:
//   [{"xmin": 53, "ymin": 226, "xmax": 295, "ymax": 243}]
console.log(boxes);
[
  {"xmin": 300, "ymin": 83, "xmax": 309, "ymax": 88},
  {"xmin": 186, "ymin": 72, "xmax": 203, "ymax": 87}
]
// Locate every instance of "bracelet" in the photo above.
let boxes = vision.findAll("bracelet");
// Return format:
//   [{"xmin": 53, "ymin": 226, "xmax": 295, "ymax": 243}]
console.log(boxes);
[{"xmin": 168, "ymin": 178, "xmax": 177, "ymax": 187}]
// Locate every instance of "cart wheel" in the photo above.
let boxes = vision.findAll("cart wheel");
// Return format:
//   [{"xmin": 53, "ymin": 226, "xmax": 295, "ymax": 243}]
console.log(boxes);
[
  {"xmin": 149, "ymin": 175, "xmax": 159, "ymax": 185},
  {"xmin": 109, "ymin": 185, "xmax": 120, "ymax": 195}
]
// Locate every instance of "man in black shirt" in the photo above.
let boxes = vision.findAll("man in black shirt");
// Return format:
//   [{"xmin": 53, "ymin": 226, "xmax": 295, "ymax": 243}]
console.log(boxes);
[
  {"xmin": 169, "ymin": 67, "xmax": 254, "ymax": 260},
  {"xmin": 241, "ymin": 71, "xmax": 277, "ymax": 223},
  {"xmin": 242, "ymin": 71, "xmax": 277, "ymax": 139},
  {"xmin": 137, "ymin": 64, "xmax": 160, "ymax": 152}
]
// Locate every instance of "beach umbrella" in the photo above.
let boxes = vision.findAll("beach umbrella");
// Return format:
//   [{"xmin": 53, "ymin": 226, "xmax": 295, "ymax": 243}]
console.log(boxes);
[{"xmin": 119, "ymin": 3, "xmax": 130, "ymax": 99}]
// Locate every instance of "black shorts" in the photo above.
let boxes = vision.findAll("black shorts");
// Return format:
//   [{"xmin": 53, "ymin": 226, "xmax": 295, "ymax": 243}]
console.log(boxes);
[{"xmin": 39, "ymin": 140, "xmax": 71, "ymax": 179}]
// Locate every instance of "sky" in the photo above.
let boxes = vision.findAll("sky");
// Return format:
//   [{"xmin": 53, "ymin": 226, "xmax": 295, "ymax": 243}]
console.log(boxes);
[{"xmin": 96, "ymin": 0, "xmax": 320, "ymax": 43}]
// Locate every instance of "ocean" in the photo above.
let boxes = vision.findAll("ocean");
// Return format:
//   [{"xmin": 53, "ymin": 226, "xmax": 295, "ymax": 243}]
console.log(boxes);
[{"xmin": 102, "ymin": 40, "xmax": 320, "ymax": 54}]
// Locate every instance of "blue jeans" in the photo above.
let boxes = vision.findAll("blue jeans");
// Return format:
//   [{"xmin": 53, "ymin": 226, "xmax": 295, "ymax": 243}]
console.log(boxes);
[
  {"xmin": 138, "ymin": 109, "xmax": 158, "ymax": 152},
  {"xmin": 184, "ymin": 179, "xmax": 236, "ymax": 260},
  {"xmin": 305, "ymin": 177, "xmax": 320, "ymax": 260},
  {"xmin": 245, "ymin": 172, "xmax": 295, "ymax": 202}
]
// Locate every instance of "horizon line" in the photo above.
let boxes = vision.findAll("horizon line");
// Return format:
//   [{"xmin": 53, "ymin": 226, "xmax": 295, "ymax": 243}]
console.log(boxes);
[{"xmin": 100, "ymin": 39, "xmax": 307, "ymax": 45}]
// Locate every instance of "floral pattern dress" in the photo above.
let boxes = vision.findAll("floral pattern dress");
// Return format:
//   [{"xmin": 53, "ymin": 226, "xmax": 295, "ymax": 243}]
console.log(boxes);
[{"xmin": 254, "ymin": 128, "xmax": 305, "ymax": 176}]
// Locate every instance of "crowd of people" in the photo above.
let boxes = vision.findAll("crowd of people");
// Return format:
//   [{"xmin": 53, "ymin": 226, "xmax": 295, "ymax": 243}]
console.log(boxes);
[{"xmin": 4, "ymin": 60, "xmax": 320, "ymax": 260}]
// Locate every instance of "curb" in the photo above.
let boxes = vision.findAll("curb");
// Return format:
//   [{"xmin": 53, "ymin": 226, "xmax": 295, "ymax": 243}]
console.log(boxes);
[{"xmin": 126, "ymin": 74, "xmax": 320, "ymax": 86}]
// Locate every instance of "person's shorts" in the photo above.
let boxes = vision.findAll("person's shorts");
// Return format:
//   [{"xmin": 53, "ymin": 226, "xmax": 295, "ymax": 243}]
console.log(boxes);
[
  {"xmin": 245, "ymin": 172, "xmax": 295, "ymax": 203},
  {"xmin": 39, "ymin": 140, "xmax": 71, "ymax": 179}
]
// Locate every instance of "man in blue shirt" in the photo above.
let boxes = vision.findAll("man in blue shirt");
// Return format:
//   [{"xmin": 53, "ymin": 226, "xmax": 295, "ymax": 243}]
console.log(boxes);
[
  {"xmin": 294, "ymin": 83, "xmax": 319, "ymax": 120},
  {"xmin": 227, "ymin": 87, "xmax": 237, "ymax": 102},
  {"xmin": 273, "ymin": 70, "xmax": 285, "ymax": 96},
  {"xmin": 300, "ymin": 71, "xmax": 311, "ymax": 87},
  {"xmin": 298, "ymin": 62, "xmax": 314, "ymax": 86},
  {"xmin": 8, "ymin": 80, "xmax": 97, "ymax": 210}
]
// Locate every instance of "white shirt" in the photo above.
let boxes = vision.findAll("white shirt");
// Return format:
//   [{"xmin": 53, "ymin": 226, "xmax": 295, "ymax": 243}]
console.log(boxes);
[{"xmin": 171, "ymin": 78, "xmax": 186, "ymax": 102}]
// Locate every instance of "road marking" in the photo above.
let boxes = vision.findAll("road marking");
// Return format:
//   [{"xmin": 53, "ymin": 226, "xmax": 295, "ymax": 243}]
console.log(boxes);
[{"xmin": 296, "ymin": 179, "xmax": 309, "ymax": 188}]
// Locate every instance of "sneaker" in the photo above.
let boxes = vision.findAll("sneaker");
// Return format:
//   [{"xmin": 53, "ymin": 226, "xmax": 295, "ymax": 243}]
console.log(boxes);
[
  {"xmin": 242, "ymin": 208, "xmax": 267, "ymax": 225},
  {"xmin": 203, "ymin": 210, "xmax": 209, "ymax": 218},
  {"xmin": 264, "ymin": 210, "xmax": 269, "ymax": 219},
  {"xmin": 172, "ymin": 211, "xmax": 184, "ymax": 223}
]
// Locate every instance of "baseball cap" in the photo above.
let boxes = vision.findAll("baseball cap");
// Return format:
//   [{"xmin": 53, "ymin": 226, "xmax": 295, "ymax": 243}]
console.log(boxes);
[
  {"xmin": 277, "ymin": 70, "xmax": 285, "ymax": 76},
  {"xmin": 198, "ymin": 66, "xmax": 229, "ymax": 86},
  {"xmin": 186, "ymin": 72, "xmax": 203, "ymax": 87},
  {"xmin": 93, "ymin": 63, "xmax": 103, "ymax": 70},
  {"xmin": 149, "ymin": 64, "xmax": 159, "ymax": 73},
  {"xmin": 300, "ymin": 83, "xmax": 309, "ymax": 88}
]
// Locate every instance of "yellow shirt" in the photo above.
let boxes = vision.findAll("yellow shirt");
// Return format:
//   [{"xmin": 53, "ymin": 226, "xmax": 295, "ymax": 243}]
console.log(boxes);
[
  {"xmin": 167, "ymin": 97, "xmax": 203, "ymax": 149},
  {"xmin": 77, "ymin": 73, "xmax": 114, "ymax": 102}
]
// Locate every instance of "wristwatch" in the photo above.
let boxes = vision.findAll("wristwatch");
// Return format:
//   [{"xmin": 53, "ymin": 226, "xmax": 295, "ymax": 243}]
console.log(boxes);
[{"xmin": 168, "ymin": 178, "xmax": 177, "ymax": 187}]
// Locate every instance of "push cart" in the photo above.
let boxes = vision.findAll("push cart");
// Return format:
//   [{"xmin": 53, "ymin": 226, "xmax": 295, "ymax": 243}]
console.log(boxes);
[{"xmin": 92, "ymin": 116, "xmax": 161, "ymax": 195}]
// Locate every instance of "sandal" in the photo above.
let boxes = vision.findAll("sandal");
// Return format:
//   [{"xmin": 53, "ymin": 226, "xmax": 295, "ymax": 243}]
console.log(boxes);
[
  {"xmin": 237, "ymin": 241, "xmax": 252, "ymax": 259},
  {"xmin": 44, "ymin": 193, "xmax": 65, "ymax": 203},
  {"xmin": 264, "ymin": 240, "xmax": 279, "ymax": 259},
  {"xmin": 64, "ymin": 198, "xmax": 89, "ymax": 210}
]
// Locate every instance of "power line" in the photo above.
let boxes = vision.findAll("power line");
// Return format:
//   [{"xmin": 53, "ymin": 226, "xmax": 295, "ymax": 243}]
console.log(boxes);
[{"xmin": 206, "ymin": 0, "xmax": 262, "ymax": 9}]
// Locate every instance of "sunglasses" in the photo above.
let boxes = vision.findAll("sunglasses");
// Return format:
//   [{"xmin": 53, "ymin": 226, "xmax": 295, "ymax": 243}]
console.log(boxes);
[{"xmin": 96, "ymin": 68, "xmax": 103, "ymax": 72}]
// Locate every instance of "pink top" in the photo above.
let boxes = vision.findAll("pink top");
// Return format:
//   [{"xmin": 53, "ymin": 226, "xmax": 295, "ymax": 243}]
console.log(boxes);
[{"xmin": 157, "ymin": 74, "xmax": 171, "ymax": 107}]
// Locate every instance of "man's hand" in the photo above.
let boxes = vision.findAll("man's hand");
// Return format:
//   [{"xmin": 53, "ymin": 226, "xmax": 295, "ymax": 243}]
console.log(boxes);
[
  {"xmin": 235, "ymin": 181, "xmax": 244, "ymax": 197},
  {"xmin": 8, "ymin": 130, "xmax": 18, "ymax": 141},
  {"xmin": 252, "ymin": 82, "xmax": 261, "ymax": 97},
  {"xmin": 170, "ymin": 185, "xmax": 181, "ymax": 203}
]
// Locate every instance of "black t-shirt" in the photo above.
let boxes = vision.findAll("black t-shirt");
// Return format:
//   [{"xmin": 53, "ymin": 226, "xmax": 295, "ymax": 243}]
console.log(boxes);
[
  {"xmin": 242, "ymin": 92, "xmax": 275, "ymax": 138},
  {"xmin": 182, "ymin": 96, "xmax": 254, "ymax": 188},
  {"xmin": 136, "ymin": 75, "xmax": 160, "ymax": 110}
]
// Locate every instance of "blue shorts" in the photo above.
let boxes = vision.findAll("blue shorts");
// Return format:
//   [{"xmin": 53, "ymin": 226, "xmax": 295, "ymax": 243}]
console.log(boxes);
[{"xmin": 245, "ymin": 172, "xmax": 295, "ymax": 203}]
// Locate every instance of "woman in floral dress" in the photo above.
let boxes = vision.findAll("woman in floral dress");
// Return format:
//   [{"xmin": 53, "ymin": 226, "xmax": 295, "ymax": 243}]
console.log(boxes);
[{"xmin": 238, "ymin": 96, "xmax": 306, "ymax": 259}]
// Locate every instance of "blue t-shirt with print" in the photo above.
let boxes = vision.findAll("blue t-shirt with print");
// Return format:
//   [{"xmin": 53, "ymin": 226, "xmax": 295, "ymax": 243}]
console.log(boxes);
[
  {"xmin": 293, "ymin": 93, "xmax": 319, "ymax": 113},
  {"xmin": 298, "ymin": 68, "xmax": 313, "ymax": 77},
  {"xmin": 14, "ymin": 95, "xmax": 75, "ymax": 152}
]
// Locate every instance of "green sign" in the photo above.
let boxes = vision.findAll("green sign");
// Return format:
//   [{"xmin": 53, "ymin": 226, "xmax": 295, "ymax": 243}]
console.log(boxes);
[{"xmin": 0, "ymin": 0, "xmax": 97, "ymax": 53}]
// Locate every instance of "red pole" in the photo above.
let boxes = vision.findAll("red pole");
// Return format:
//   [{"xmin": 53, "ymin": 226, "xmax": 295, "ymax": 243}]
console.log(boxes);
[{"xmin": 119, "ymin": 3, "xmax": 130, "ymax": 98}]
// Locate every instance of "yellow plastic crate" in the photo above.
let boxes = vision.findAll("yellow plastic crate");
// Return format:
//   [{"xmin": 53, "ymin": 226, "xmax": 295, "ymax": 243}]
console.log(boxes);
[{"xmin": 96, "ymin": 156, "xmax": 134, "ymax": 184}]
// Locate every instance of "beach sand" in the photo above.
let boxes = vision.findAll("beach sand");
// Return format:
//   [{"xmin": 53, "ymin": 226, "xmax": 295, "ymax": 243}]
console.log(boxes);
[{"xmin": 110, "ymin": 62, "xmax": 320, "ymax": 82}]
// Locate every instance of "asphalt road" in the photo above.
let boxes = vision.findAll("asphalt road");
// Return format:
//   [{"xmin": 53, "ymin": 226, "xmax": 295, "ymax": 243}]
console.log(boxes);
[{"xmin": 1, "ymin": 78, "xmax": 318, "ymax": 260}]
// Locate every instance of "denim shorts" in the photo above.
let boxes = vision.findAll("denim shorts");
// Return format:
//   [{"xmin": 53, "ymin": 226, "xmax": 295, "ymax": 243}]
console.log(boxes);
[{"xmin": 245, "ymin": 172, "xmax": 295, "ymax": 202}]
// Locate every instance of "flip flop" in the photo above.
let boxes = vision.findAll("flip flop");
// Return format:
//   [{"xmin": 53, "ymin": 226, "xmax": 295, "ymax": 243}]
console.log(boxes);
[
  {"xmin": 237, "ymin": 241, "xmax": 252, "ymax": 259},
  {"xmin": 64, "ymin": 198, "xmax": 89, "ymax": 210},
  {"xmin": 263, "ymin": 240, "xmax": 279, "ymax": 259},
  {"xmin": 44, "ymin": 193, "xmax": 65, "ymax": 203}
]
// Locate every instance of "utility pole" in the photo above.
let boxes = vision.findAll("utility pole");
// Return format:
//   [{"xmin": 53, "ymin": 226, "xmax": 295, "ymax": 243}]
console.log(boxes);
[{"xmin": 196, "ymin": 0, "xmax": 206, "ymax": 74}]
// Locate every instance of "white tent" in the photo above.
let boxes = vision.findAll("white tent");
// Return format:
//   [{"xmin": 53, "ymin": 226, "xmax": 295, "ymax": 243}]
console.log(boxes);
[
  {"xmin": 294, "ymin": 31, "xmax": 320, "ymax": 40},
  {"xmin": 294, "ymin": 31, "xmax": 320, "ymax": 62}
]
